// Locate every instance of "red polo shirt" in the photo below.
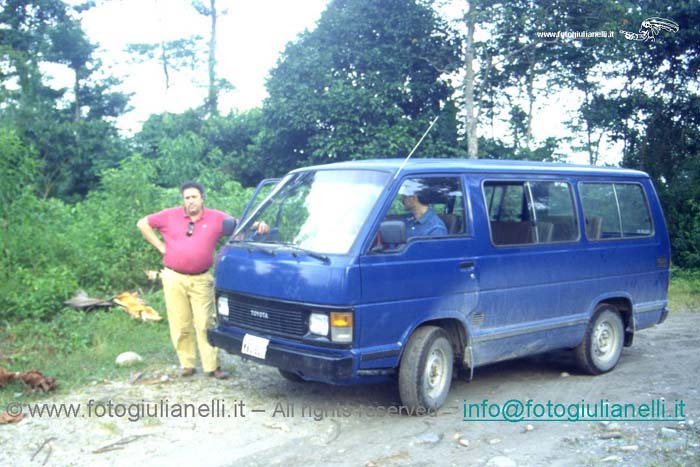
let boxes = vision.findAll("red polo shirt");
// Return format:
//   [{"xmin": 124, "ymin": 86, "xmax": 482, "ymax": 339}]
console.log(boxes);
[{"xmin": 148, "ymin": 207, "xmax": 233, "ymax": 274}]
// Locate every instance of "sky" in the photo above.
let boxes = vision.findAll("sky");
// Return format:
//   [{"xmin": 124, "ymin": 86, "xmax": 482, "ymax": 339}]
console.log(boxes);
[
  {"xmin": 55, "ymin": 0, "xmax": 618, "ymax": 165},
  {"xmin": 70, "ymin": 0, "xmax": 328, "ymax": 133}
]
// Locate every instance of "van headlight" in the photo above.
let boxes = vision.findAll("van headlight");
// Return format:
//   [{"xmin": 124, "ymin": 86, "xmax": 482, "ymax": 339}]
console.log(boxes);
[
  {"xmin": 309, "ymin": 313, "xmax": 329, "ymax": 336},
  {"xmin": 308, "ymin": 311, "xmax": 353, "ymax": 343},
  {"xmin": 217, "ymin": 296, "xmax": 229, "ymax": 317}
]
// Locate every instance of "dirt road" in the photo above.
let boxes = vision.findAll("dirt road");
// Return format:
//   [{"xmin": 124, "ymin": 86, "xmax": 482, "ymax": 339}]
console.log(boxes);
[{"xmin": 1, "ymin": 311, "xmax": 699, "ymax": 466}]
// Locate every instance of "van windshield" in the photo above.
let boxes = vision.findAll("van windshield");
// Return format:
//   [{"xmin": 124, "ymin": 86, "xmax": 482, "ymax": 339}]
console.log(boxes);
[{"xmin": 234, "ymin": 169, "xmax": 390, "ymax": 254}]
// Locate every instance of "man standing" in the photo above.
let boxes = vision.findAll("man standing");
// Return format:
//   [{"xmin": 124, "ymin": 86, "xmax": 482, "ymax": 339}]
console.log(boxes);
[{"xmin": 137, "ymin": 181, "xmax": 264, "ymax": 379}]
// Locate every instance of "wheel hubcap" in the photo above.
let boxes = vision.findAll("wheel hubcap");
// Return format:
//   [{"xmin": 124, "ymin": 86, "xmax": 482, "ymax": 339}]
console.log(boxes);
[
  {"xmin": 593, "ymin": 321, "xmax": 616, "ymax": 362},
  {"xmin": 425, "ymin": 348, "xmax": 447, "ymax": 399}
]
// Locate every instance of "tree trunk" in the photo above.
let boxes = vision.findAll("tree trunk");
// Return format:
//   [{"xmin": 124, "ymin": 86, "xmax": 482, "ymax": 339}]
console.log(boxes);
[
  {"xmin": 207, "ymin": 0, "xmax": 218, "ymax": 115},
  {"xmin": 583, "ymin": 87, "xmax": 598, "ymax": 165},
  {"xmin": 74, "ymin": 69, "xmax": 81, "ymax": 122},
  {"xmin": 525, "ymin": 71, "xmax": 534, "ymax": 150},
  {"xmin": 161, "ymin": 42, "xmax": 171, "ymax": 89},
  {"xmin": 464, "ymin": 5, "xmax": 478, "ymax": 159}
]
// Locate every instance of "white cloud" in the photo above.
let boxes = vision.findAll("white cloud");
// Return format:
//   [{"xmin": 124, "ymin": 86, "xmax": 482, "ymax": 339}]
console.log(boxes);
[{"xmin": 73, "ymin": 0, "xmax": 327, "ymax": 133}]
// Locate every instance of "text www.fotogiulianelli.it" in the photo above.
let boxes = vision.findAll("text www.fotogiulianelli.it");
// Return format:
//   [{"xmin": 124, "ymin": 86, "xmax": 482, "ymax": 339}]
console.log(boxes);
[
  {"xmin": 4, "ymin": 398, "xmax": 246, "ymax": 422},
  {"xmin": 535, "ymin": 30, "xmax": 616, "ymax": 39}
]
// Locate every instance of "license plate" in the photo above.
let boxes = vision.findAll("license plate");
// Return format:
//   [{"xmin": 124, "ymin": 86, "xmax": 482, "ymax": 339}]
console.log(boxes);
[{"xmin": 241, "ymin": 334, "xmax": 269, "ymax": 359}]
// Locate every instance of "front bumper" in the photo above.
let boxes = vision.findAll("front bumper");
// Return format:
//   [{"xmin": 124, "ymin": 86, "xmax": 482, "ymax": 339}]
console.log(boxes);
[{"xmin": 207, "ymin": 326, "xmax": 354, "ymax": 383}]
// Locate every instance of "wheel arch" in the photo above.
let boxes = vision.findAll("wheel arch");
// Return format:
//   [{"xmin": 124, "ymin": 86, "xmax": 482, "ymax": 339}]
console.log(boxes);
[
  {"xmin": 399, "ymin": 315, "xmax": 469, "ymax": 367},
  {"xmin": 597, "ymin": 297, "xmax": 634, "ymax": 347}
]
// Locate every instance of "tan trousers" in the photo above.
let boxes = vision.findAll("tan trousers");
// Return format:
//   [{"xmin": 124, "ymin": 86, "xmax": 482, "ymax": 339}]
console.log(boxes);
[{"xmin": 161, "ymin": 268, "xmax": 218, "ymax": 372}]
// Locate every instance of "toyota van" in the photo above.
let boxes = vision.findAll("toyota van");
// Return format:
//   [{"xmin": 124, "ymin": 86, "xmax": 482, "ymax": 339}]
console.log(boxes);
[{"xmin": 207, "ymin": 159, "xmax": 670, "ymax": 411}]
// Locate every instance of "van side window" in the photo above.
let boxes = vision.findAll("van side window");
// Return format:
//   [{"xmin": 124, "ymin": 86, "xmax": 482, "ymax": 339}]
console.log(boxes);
[
  {"xmin": 530, "ymin": 181, "xmax": 579, "ymax": 242},
  {"xmin": 579, "ymin": 183, "xmax": 653, "ymax": 240},
  {"xmin": 374, "ymin": 177, "xmax": 465, "ymax": 251},
  {"xmin": 484, "ymin": 180, "xmax": 578, "ymax": 246},
  {"xmin": 616, "ymin": 184, "xmax": 654, "ymax": 237}
]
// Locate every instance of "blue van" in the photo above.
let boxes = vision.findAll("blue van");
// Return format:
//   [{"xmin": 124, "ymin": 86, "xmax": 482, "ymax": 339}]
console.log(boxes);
[{"xmin": 207, "ymin": 159, "xmax": 670, "ymax": 411}]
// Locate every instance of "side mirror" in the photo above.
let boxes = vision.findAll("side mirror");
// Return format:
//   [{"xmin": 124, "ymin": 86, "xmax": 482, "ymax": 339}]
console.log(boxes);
[
  {"xmin": 222, "ymin": 217, "xmax": 238, "ymax": 236},
  {"xmin": 378, "ymin": 220, "xmax": 406, "ymax": 249}
]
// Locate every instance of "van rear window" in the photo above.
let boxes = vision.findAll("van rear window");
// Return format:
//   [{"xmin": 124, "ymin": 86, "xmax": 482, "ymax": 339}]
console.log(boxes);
[
  {"xmin": 579, "ymin": 182, "xmax": 653, "ymax": 240},
  {"xmin": 483, "ymin": 180, "xmax": 578, "ymax": 246}
]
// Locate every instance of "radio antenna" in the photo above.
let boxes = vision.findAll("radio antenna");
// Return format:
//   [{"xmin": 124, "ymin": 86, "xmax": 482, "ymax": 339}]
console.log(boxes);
[{"xmin": 394, "ymin": 115, "xmax": 439, "ymax": 179}]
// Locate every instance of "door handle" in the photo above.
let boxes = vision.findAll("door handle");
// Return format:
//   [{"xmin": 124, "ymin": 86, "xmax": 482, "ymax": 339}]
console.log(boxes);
[{"xmin": 459, "ymin": 261, "xmax": 475, "ymax": 271}]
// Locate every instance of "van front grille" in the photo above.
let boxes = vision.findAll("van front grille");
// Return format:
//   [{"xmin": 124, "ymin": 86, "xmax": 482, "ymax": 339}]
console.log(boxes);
[{"xmin": 219, "ymin": 292, "xmax": 308, "ymax": 338}]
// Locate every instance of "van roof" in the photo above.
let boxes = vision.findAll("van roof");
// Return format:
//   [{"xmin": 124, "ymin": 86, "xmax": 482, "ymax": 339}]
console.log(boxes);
[{"xmin": 296, "ymin": 158, "xmax": 649, "ymax": 178}]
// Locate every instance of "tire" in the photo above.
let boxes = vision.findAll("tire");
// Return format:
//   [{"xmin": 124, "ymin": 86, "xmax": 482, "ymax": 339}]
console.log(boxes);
[
  {"xmin": 278, "ymin": 369, "xmax": 304, "ymax": 383},
  {"xmin": 574, "ymin": 304, "xmax": 624, "ymax": 375},
  {"xmin": 398, "ymin": 326, "xmax": 454, "ymax": 412}
]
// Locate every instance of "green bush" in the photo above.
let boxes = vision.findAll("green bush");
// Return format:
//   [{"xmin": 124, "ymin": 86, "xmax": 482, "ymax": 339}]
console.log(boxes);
[
  {"xmin": 206, "ymin": 179, "xmax": 255, "ymax": 217},
  {"xmin": 65, "ymin": 154, "xmax": 168, "ymax": 290},
  {"xmin": 3, "ymin": 266, "xmax": 79, "ymax": 321},
  {"xmin": 0, "ymin": 151, "xmax": 253, "ymax": 323},
  {"xmin": 668, "ymin": 268, "xmax": 700, "ymax": 312},
  {"xmin": 0, "ymin": 193, "xmax": 79, "ymax": 321}
]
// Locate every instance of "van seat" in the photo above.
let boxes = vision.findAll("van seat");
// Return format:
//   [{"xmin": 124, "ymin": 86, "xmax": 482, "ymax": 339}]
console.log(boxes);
[
  {"xmin": 491, "ymin": 221, "xmax": 532, "ymax": 245},
  {"xmin": 438, "ymin": 214, "xmax": 460, "ymax": 235},
  {"xmin": 535, "ymin": 222, "xmax": 554, "ymax": 243},
  {"xmin": 585, "ymin": 216, "xmax": 603, "ymax": 240}
]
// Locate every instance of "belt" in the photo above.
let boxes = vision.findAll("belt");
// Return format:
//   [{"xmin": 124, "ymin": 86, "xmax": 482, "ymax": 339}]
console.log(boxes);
[{"xmin": 168, "ymin": 267, "xmax": 210, "ymax": 276}]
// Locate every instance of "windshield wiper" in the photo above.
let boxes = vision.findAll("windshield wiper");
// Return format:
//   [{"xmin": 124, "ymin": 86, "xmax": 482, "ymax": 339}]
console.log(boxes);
[
  {"xmin": 248, "ymin": 244, "xmax": 276, "ymax": 256},
  {"xmin": 229, "ymin": 241, "xmax": 276, "ymax": 256},
  {"xmin": 280, "ymin": 244, "xmax": 330, "ymax": 264}
]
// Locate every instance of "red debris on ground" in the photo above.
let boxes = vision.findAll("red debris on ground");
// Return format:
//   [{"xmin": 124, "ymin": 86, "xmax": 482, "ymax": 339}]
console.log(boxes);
[
  {"xmin": 15, "ymin": 369, "xmax": 58, "ymax": 393},
  {"xmin": 0, "ymin": 367, "xmax": 16, "ymax": 387},
  {"xmin": 0, "ymin": 412, "xmax": 24, "ymax": 424}
]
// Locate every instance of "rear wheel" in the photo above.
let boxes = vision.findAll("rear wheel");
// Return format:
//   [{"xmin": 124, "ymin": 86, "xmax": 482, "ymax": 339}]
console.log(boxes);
[
  {"xmin": 575, "ymin": 304, "xmax": 624, "ymax": 374},
  {"xmin": 398, "ymin": 326, "xmax": 454, "ymax": 412}
]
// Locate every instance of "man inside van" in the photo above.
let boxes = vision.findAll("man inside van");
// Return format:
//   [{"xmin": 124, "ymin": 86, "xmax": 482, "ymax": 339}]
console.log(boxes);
[
  {"xmin": 137, "ymin": 181, "xmax": 268, "ymax": 380},
  {"xmin": 399, "ymin": 180, "xmax": 447, "ymax": 238}
]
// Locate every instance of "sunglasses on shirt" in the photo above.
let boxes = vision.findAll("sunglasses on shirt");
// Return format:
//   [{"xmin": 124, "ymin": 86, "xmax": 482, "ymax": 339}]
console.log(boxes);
[{"xmin": 186, "ymin": 222, "xmax": 195, "ymax": 237}]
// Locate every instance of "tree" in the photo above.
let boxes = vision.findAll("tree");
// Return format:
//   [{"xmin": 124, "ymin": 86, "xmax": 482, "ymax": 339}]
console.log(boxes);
[
  {"xmin": 127, "ymin": 37, "xmax": 203, "ymax": 90},
  {"xmin": 0, "ymin": 126, "xmax": 40, "ymax": 221},
  {"xmin": 460, "ymin": 1, "xmax": 482, "ymax": 158},
  {"xmin": 0, "ymin": 0, "xmax": 129, "ymax": 200},
  {"xmin": 261, "ymin": 0, "xmax": 462, "ymax": 177},
  {"xmin": 0, "ymin": 0, "xmax": 71, "ymax": 106},
  {"xmin": 453, "ymin": 0, "xmax": 630, "ymax": 162},
  {"xmin": 134, "ymin": 108, "xmax": 266, "ymax": 188},
  {"xmin": 192, "ymin": 0, "xmax": 233, "ymax": 115},
  {"xmin": 602, "ymin": 0, "xmax": 699, "ymax": 267}
]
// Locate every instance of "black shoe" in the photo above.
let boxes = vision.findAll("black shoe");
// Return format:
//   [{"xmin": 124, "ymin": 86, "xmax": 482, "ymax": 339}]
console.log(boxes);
[
  {"xmin": 180, "ymin": 368, "xmax": 196, "ymax": 377},
  {"xmin": 205, "ymin": 368, "xmax": 230, "ymax": 380}
]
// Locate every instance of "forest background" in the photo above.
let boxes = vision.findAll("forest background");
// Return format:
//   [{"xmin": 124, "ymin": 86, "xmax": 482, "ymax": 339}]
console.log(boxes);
[{"xmin": 0, "ymin": 0, "xmax": 698, "ymax": 390}]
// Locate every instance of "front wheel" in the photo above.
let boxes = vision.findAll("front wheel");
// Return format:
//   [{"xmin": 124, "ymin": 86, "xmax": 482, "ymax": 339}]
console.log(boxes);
[
  {"xmin": 398, "ymin": 326, "xmax": 454, "ymax": 412},
  {"xmin": 574, "ymin": 304, "xmax": 624, "ymax": 375}
]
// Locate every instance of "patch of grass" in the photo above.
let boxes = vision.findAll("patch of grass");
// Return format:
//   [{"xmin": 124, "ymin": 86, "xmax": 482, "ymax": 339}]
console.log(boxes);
[
  {"xmin": 97, "ymin": 420, "xmax": 121, "ymax": 435},
  {"xmin": 141, "ymin": 416, "xmax": 162, "ymax": 427},
  {"xmin": 0, "ymin": 291, "xmax": 173, "ymax": 407},
  {"xmin": 668, "ymin": 269, "xmax": 700, "ymax": 312}
]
